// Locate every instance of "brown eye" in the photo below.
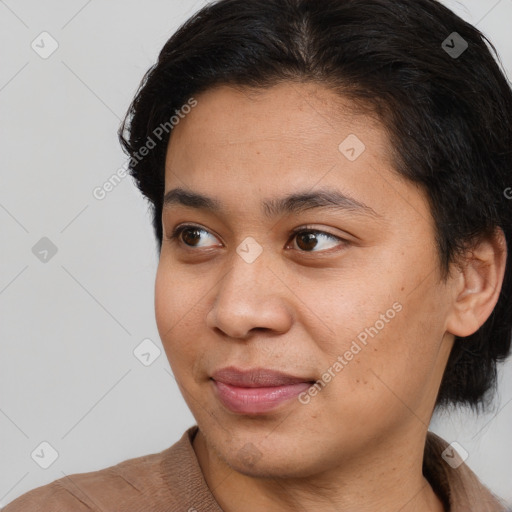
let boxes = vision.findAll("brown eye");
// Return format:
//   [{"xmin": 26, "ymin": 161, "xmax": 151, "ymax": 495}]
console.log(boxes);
[
  {"xmin": 180, "ymin": 227, "xmax": 202, "ymax": 246},
  {"xmin": 295, "ymin": 232, "xmax": 319, "ymax": 251},
  {"xmin": 169, "ymin": 225, "xmax": 220, "ymax": 248},
  {"xmin": 290, "ymin": 229, "xmax": 345, "ymax": 253}
]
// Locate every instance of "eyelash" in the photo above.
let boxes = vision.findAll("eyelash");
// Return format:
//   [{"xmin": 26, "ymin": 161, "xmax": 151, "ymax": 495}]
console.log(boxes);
[{"xmin": 167, "ymin": 223, "xmax": 347, "ymax": 253}]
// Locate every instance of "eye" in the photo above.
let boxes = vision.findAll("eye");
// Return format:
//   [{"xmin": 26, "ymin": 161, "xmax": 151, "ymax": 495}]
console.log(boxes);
[
  {"xmin": 167, "ymin": 224, "xmax": 221, "ymax": 248},
  {"xmin": 287, "ymin": 227, "xmax": 346, "ymax": 253},
  {"xmin": 167, "ymin": 224, "xmax": 346, "ymax": 253}
]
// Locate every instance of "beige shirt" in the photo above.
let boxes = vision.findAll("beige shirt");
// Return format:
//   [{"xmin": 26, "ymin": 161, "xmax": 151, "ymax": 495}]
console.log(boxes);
[{"xmin": 4, "ymin": 426, "xmax": 508, "ymax": 511}]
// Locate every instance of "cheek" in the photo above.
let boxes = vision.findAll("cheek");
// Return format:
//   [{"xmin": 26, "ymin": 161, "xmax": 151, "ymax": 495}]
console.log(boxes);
[
  {"xmin": 154, "ymin": 265, "xmax": 178, "ymax": 339},
  {"xmin": 154, "ymin": 261, "xmax": 212, "ymax": 374},
  {"xmin": 313, "ymin": 250, "xmax": 447, "ymax": 389},
  {"xmin": 323, "ymin": 288, "xmax": 449, "ymax": 422},
  {"xmin": 154, "ymin": 256, "xmax": 204, "ymax": 332},
  {"xmin": 155, "ymin": 264, "xmax": 192, "ymax": 354}
]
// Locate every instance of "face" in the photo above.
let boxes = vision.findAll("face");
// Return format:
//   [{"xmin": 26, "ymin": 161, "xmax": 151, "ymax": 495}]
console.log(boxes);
[{"xmin": 155, "ymin": 82, "xmax": 456, "ymax": 478}]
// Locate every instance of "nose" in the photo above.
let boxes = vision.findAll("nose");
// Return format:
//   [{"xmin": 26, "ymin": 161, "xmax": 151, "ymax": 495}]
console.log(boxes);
[{"xmin": 205, "ymin": 252, "xmax": 294, "ymax": 339}]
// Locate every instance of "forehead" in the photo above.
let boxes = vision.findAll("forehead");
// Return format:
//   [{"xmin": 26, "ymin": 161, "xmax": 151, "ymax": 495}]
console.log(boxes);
[
  {"xmin": 167, "ymin": 82, "xmax": 389, "ymax": 158},
  {"xmin": 163, "ymin": 82, "xmax": 429, "ymax": 225}
]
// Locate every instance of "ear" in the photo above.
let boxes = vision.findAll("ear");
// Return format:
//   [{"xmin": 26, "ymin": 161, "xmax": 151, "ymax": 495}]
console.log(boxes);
[{"xmin": 446, "ymin": 227, "xmax": 507, "ymax": 338}]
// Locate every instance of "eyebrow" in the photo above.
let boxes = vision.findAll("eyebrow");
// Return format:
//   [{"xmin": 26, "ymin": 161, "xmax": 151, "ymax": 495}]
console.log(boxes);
[{"xmin": 162, "ymin": 187, "xmax": 380, "ymax": 219}]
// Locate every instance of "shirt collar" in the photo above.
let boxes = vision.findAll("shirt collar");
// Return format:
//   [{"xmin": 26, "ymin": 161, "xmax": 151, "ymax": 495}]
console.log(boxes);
[{"xmin": 423, "ymin": 430, "xmax": 506, "ymax": 511}]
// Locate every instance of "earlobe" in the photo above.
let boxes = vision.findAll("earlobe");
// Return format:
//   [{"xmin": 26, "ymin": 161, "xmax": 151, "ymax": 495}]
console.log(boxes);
[{"xmin": 446, "ymin": 228, "xmax": 507, "ymax": 338}]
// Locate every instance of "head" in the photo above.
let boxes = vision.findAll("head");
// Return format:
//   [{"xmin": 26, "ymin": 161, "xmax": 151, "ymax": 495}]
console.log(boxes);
[{"xmin": 119, "ymin": 0, "xmax": 511, "ymax": 476}]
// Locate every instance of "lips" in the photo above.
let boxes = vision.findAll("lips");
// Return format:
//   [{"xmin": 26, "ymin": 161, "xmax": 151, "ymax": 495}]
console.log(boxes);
[
  {"xmin": 210, "ymin": 366, "xmax": 315, "ymax": 414},
  {"xmin": 211, "ymin": 366, "xmax": 313, "ymax": 387}
]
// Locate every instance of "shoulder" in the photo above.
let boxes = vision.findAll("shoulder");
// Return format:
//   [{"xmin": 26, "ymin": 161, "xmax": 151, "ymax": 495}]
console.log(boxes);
[
  {"xmin": 3, "ymin": 445, "xmax": 179, "ymax": 511},
  {"xmin": 425, "ymin": 431, "xmax": 508, "ymax": 512}
]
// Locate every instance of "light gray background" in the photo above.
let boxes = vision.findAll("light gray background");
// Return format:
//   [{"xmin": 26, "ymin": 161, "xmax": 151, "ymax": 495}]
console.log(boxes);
[{"xmin": 1, "ymin": 0, "xmax": 511, "ymax": 507}]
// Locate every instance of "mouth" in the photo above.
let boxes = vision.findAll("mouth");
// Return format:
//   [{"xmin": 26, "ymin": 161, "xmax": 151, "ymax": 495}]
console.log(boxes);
[
  {"xmin": 210, "ymin": 366, "xmax": 315, "ymax": 414},
  {"xmin": 211, "ymin": 366, "xmax": 315, "ymax": 387}
]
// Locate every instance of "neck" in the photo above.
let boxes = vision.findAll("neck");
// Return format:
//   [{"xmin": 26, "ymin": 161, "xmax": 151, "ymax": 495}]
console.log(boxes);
[{"xmin": 192, "ymin": 428, "xmax": 446, "ymax": 512}]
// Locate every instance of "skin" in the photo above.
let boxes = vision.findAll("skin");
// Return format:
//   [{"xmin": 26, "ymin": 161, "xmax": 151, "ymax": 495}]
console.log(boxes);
[{"xmin": 155, "ymin": 82, "xmax": 506, "ymax": 512}]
